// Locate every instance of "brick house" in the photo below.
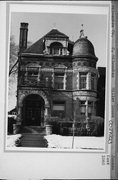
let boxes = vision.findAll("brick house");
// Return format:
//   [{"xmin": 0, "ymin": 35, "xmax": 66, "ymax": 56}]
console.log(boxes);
[{"xmin": 16, "ymin": 22, "xmax": 105, "ymax": 130}]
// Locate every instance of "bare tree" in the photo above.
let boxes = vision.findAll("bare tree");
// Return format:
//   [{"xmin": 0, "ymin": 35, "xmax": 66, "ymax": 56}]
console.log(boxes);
[
  {"xmin": 9, "ymin": 35, "xmax": 18, "ymax": 77},
  {"xmin": 8, "ymin": 35, "xmax": 32, "ymax": 111},
  {"xmin": 9, "ymin": 35, "xmax": 32, "ymax": 76}
]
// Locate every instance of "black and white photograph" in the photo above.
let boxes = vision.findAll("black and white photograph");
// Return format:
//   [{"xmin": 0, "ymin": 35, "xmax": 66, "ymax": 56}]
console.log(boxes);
[
  {"xmin": 0, "ymin": 1, "xmax": 114, "ymax": 179},
  {"xmin": 6, "ymin": 3, "xmax": 108, "ymax": 151}
]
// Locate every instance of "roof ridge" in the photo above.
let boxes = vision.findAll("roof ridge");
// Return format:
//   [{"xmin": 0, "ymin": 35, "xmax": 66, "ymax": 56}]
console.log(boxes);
[{"xmin": 45, "ymin": 28, "xmax": 69, "ymax": 38}]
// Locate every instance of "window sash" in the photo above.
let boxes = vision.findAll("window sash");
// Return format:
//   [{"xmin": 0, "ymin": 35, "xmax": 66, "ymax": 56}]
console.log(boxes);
[
  {"xmin": 53, "ymin": 105, "xmax": 65, "ymax": 111},
  {"xmin": 79, "ymin": 73, "xmax": 87, "ymax": 89},
  {"xmin": 26, "ymin": 67, "xmax": 40, "ymax": 81},
  {"xmin": 54, "ymin": 73, "xmax": 65, "ymax": 89},
  {"xmin": 52, "ymin": 48, "xmax": 62, "ymax": 55}
]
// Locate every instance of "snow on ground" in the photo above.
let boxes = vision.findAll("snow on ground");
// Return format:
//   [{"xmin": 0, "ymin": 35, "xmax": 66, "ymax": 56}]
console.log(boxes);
[
  {"xmin": 45, "ymin": 134, "xmax": 104, "ymax": 150},
  {"xmin": 6, "ymin": 134, "xmax": 22, "ymax": 147},
  {"xmin": 6, "ymin": 134, "xmax": 104, "ymax": 150}
]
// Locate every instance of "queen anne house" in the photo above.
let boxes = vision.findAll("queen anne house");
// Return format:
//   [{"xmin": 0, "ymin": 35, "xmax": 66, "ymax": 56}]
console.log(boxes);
[{"xmin": 15, "ymin": 23, "xmax": 105, "ymax": 134}]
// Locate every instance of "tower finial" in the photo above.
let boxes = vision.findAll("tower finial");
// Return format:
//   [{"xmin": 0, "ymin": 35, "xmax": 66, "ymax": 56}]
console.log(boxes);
[{"xmin": 80, "ymin": 24, "xmax": 85, "ymax": 38}]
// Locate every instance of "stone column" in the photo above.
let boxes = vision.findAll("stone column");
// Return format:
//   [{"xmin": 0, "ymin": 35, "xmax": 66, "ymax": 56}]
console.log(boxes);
[
  {"xmin": 77, "ymin": 72, "xmax": 79, "ymax": 89},
  {"xmin": 52, "ymin": 70, "xmax": 54, "ymax": 88},
  {"xmin": 44, "ymin": 106, "xmax": 50, "ymax": 126},
  {"xmin": 45, "ymin": 107, "xmax": 48, "ymax": 116},
  {"xmin": 62, "ymin": 48, "xmax": 65, "ymax": 55},
  {"xmin": 85, "ymin": 99, "xmax": 88, "ymax": 118},
  {"xmin": 64, "ymin": 72, "xmax": 67, "ymax": 90}
]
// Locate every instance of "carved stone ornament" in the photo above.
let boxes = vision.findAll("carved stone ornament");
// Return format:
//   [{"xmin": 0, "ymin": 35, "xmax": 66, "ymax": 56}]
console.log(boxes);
[{"xmin": 18, "ymin": 89, "xmax": 49, "ymax": 107}]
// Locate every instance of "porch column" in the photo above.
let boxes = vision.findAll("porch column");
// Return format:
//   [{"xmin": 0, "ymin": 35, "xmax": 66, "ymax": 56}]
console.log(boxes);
[
  {"xmin": 44, "ymin": 106, "xmax": 50, "ymax": 125},
  {"xmin": 77, "ymin": 72, "xmax": 79, "ymax": 89},
  {"xmin": 45, "ymin": 107, "xmax": 48, "ymax": 116}
]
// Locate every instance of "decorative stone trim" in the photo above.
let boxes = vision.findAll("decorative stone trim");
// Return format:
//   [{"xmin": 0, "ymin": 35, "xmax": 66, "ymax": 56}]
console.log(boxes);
[
  {"xmin": 18, "ymin": 89, "xmax": 49, "ymax": 107},
  {"xmin": 73, "ymin": 66, "xmax": 98, "ymax": 74},
  {"xmin": 73, "ymin": 90, "xmax": 97, "ymax": 98}
]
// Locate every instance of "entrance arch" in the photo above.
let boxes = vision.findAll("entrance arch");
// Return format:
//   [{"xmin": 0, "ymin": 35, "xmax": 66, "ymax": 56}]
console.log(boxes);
[{"xmin": 22, "ymin": 94, "xmax": 45, "ymax": 126}]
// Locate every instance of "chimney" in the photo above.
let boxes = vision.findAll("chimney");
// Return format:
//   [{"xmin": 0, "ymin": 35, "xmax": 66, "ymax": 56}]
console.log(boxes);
[{"xmin": 19, "ymin": 22, "xmax": 28, "ymax": 53}]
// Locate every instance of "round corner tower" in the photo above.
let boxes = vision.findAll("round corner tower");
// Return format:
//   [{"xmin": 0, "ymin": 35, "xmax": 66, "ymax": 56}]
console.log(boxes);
[{"xmin": 72, "ymin": 29, "xmax": 98, "ymax": 118}]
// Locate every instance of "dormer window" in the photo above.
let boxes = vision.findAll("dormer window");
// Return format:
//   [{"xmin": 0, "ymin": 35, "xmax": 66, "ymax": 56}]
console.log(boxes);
[{"xmin": 50, "ymin": 42, "xmax": 63, "ymax": 55}]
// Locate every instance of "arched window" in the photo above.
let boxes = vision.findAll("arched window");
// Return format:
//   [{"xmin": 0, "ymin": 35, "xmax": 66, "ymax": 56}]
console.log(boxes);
[{"xmin": 50, "ymin": 42, "xmax": 63, "ymax": 55}]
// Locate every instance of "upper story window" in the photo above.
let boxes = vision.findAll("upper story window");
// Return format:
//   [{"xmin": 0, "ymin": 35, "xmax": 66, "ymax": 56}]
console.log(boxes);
[
  {"xmin": 79, "ymin": 72, "xmax": 97, "ymax": 90},
  {"xmin": 79, "ymin": 72, "xmax": 87, "ymax": 89},
  {"xmin": 26, "ymin": 67, "xmax": 40, "ymax": 81},
  {"xmin": 54, "ymin": 72, "xmax": 65, "ymax": 90},
  {"xmin": 50, "ymin": 42, "xmax": 63, "ymax": 55}
]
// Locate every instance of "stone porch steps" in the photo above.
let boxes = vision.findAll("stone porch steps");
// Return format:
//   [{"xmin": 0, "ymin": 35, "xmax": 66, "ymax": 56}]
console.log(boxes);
[{"xmin": 20, "ymin": 126, "xmax": 48, "ymax": 148}]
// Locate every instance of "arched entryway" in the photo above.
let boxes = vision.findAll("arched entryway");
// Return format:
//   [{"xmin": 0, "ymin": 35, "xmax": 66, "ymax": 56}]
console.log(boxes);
[{"xmin": 22, "ymin": 94, "xmax": 45, "ymax": 126}]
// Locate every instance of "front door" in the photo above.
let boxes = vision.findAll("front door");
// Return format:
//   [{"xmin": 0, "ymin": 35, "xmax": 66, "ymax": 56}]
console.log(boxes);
[{"xmin": 23, "ymin": 94, "xmax": 45, "ymax": 126}]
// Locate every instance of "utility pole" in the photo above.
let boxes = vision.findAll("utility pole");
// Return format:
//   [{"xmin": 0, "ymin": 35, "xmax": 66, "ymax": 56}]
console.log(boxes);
[
  {"xmin": 85, "ymin": 97, "xmax": 89, "ymax": 134},
  {"xmin": 72, "ymin": 98, "xmax": 80, "ymax": 148},
  {"xmin": 72, "ymin": 112, "xmax": 75, "ymax": 149}
]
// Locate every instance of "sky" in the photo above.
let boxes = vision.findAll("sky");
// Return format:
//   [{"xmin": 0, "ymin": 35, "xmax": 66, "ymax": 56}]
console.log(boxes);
[
  {"xmin": 8, "ymin": 11, "xmax": 108, "ymax": 111},
  {"xmin": 11, "ymin": 12, "xmax": 108, "ymax": 67}
]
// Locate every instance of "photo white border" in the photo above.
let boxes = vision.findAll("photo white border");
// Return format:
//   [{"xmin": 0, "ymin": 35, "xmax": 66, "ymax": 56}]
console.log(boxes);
[
  {"xmin": 5, "ymin": 1, "xmax": 111, "ymax": 154},
  {"xmin": 0, "ymin": 1, "xmax": 113, "ymax": 179}
]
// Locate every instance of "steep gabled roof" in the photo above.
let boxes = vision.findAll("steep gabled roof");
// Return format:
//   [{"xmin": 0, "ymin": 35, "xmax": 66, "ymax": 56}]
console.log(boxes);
[
  {"xmin": 24, "ymin": 37, "xmax": 44, "ymax": 54},
  {"xmin": 23, "ymin": 29, "xmax": 71, "ymax": 54}
]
